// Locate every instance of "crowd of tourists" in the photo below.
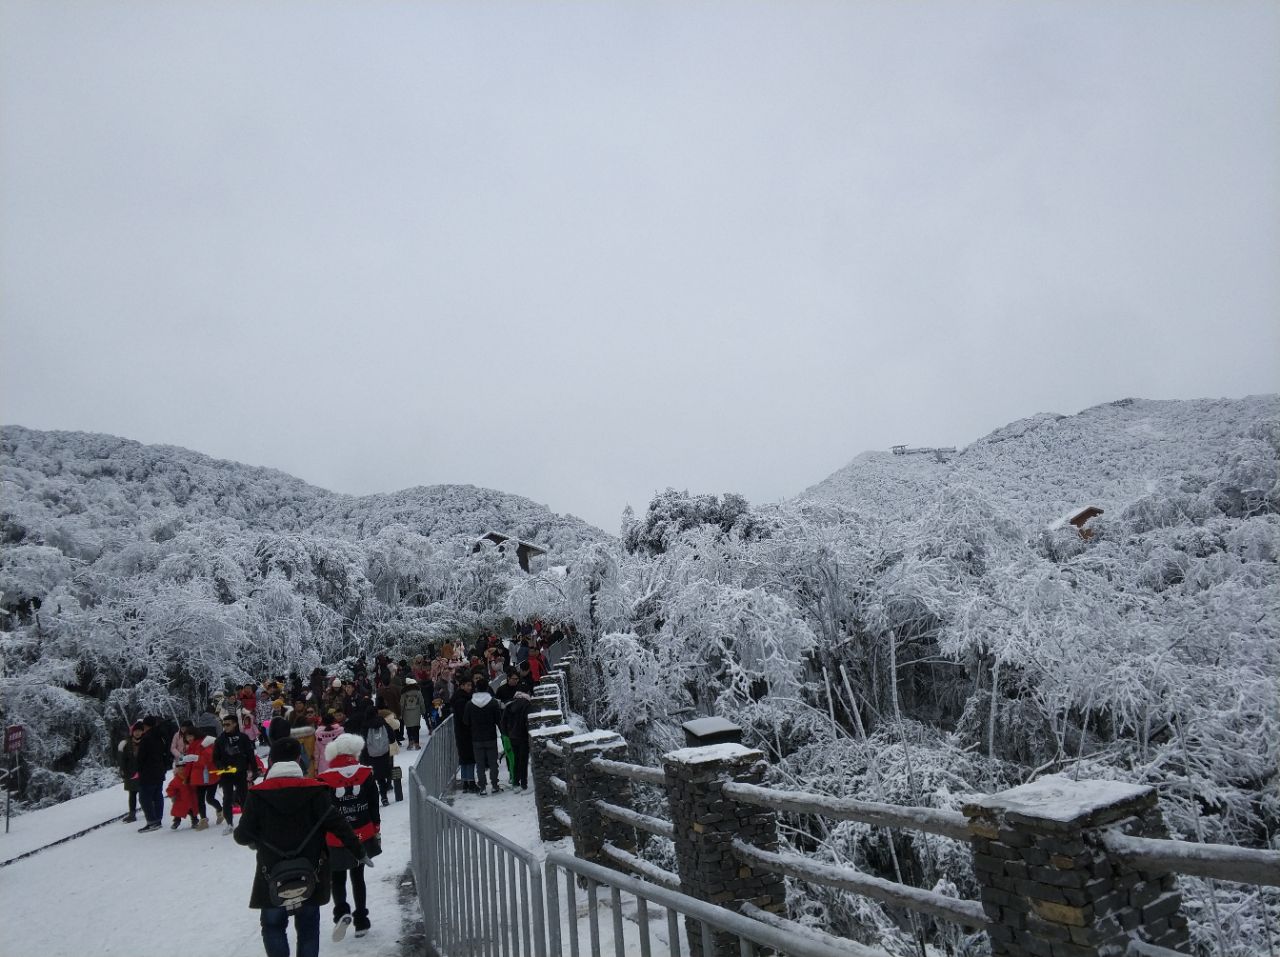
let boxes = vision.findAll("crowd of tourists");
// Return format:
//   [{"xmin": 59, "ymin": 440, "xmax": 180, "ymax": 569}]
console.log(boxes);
[{"xmin": 115, "ymin": 621, "xmax": 565, "ymax": 954}]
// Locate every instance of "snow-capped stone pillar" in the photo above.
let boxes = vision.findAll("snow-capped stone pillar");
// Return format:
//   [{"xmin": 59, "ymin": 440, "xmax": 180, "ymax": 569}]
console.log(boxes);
[
  {"xmin": 662, "ymin": 741, "xmax": 786, "ymax": 957},
  {"xmin": 564, "ymin": 731, "xmax": 637, "ymax": 871},
  {"xmin": 549, "ymin": 655, "xmax": 574, "ymax": 710},
  {"xmin": 531, "ymin": 685, "xmax": 562, "ymax": 716},
  {"xmin": 964, "ymin": 775, "xmax": 1189, "ymax": 957},
  {"xmin": 530, "ymin": 723, "xmax": 575, "ymax": 842}
]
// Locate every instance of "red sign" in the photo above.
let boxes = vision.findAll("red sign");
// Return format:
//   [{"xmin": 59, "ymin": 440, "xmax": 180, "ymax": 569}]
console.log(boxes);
[{"xmin": 4, "ymin": 725, "xmax": 22, "ymax": 754}]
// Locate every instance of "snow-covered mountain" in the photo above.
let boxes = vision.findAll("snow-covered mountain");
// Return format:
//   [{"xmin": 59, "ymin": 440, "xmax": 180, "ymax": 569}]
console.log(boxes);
[
  {"xmin": 1, "ymin": 425, "xmax": 606, "ymax": 552},
  {"xmin": 800, "ymin": 395, "xmax": 1280, "ymax": 528}
]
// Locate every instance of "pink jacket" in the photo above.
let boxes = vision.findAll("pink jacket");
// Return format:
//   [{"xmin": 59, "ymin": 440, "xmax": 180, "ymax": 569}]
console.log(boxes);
[{"xmin": 313, "ymin": 724, "xmax": 344, "ymax": 775}]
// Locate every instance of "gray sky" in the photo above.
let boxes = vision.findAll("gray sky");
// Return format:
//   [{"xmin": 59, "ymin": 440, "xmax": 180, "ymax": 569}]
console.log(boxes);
[{"xmin": 3, "ymin": 1, "xmax": 1278, "ymax": 533}]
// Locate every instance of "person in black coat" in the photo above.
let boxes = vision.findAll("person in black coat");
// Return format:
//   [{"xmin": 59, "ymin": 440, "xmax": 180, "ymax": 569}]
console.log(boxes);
[
  {"xmin": 357, "ymin": 706, "xmax": 394, "ymax": 807},
  {"xmin": 462, "ymin": 677, "xmax": 503, "ymax": 795},
  {"xmin": 214, "ymin": 714, "xmax": 258, "ymax": 832},
  {"xmin": 450, "ymin": 673, "xmax": 476, "ymax": 792},
  {"xmin": 135, "ymin": 715, "xmax": 171, "ymax": 832},
  {"xmin": 234, "ymin": 738, "xmax": 364, "ymax": 957},
  {"xmin": 502, "ymin": 692, "xmax": 533, "ymax": 791}
]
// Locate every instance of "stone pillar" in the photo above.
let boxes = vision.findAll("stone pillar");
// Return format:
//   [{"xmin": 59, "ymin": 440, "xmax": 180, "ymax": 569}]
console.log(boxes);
[
  {"xmin": 528, "ymin": 707, "xmax": 564, "ymax": 731},
  {"xmin": 561, "ymin": 730, "xmax": 630, "ymax": 866},
  {"xmin": 964, "ymin": 775, "xmax": 1190, "ymax": 957},
  {"xmin": 532, "ymin": 684, "xmax": 562, "ymax": 715},
  {"xmin": 549, "ymin": 656, "xmax": 573, "ymax": 711},
  {"xmin": 565, "ymin": 726, "xmax": 634, "ymax": 870},
  {"xmin": 530, "ymin": 723, "xmax": 575, "ymax": 842},
  {"xmin": 662, "ymin": 741, "xmax": 787, "ymax": 957}
]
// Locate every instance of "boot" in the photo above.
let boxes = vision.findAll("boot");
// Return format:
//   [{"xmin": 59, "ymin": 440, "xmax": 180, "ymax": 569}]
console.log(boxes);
[
  {"xmin": 194, "ymin": 818, "xmax": 209, "ymax": 831},
  {"xmin": 353, "ymin": 909, "xmax": 370, "ymax": 938}
]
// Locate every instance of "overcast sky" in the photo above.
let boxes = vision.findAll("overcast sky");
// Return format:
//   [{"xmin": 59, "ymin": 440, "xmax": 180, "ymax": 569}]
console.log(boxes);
[{"xmin": 2, "ymin": 1, "xmax": 1277, "ymax": 532}]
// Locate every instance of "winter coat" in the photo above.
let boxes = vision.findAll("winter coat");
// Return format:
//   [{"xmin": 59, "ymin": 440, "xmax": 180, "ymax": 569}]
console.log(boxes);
[
  {"xmin": 323, "ymin": 686, "xmax": 346, "ymax": 715},
  {"xmin": 136, "ymin": 727, "xmax": 172, "ymax": 785},
  {"xmin": 529, "ymin": 651, "xmax": 549, "ymax": 682},
  {"xmin": 181, "ymin": 735, "xmax": 219, "ymax": 787},
  {"xmin": 239, "ymin": 708, "xmax": 260, "ymax": 743},
  {"xmin": 167, "ymin": 772, "xmax": 197, "ymax": 820},
  {"xmin": 462, "ymin": 691, "xmax": 502, "ymax": 744},
  {"xmin": 313, "ymin": 724, "xmax": 344, "ymax": 776},
  {"xmin": 233, "ymin": 761, "xmax": 361, "ymax": 909},
  {"xmin": 117, "ymin": 735, "xmax": 142, "ymax": 791},
  {"xmin": 255, "ymin": 691, "xmax": 275, "ymax": 727},
  {"xmin": 501, "ymin": 695, "xmax": 531, "ymax": 745},
  {"xmin": 212, "ymin": 729, "xmax": 256, "ymax": 782},
  {"xmin": 318, "ymin": 741, "xmax": 382, "ymax": 871},
  {"xmin": 400, "ymin": 688, "xmax": 425, "ymax": 730},
  {"xmin": 170, "ymin": 731, "xmax": 187, "ymax": 765},
  {"xmin": 450, "ymin": 688, "xmax": 474, "ymax": 762},
  {"xmin": 359, "ymin": 715, "xmax": 394, "ymax": 779}
]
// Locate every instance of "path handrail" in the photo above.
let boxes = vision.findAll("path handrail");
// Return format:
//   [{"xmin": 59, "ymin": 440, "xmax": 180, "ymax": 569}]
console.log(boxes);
[
  {"xmin": 722, "ymin": 780, "xmax": 972, "ymax": 842},
  {"xmin": 731, "ymin": 839, "xmax": 989, "ymax": 929},
  {"xmin": 589, "ymin": 755, "xmax": 667, "ymax": 786},
  {"xmin": 1102, "ymin": 830, "xmax": 1280, "ymax": 886}
]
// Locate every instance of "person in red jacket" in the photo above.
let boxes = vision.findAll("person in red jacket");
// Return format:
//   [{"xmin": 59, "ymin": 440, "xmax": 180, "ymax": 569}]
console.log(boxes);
[
  {"xmin": 178, "ymin": 726, "xmax": 223, "ymax": 830},
  {"xmin": 317, "ymin": 733, "xmax": 382, "ymax": 940}
]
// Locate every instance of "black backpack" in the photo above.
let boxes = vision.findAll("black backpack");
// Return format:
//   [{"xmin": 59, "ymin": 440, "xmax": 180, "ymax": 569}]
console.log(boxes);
[{"xmin": 256, "ymin": 817, "xmax": 327, "ymax": 911}]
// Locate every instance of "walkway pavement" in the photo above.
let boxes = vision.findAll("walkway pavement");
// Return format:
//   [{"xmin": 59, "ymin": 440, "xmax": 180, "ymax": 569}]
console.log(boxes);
[{"xmin": 0, "ymin": 748, "xmax": 433, "ymax": 957}]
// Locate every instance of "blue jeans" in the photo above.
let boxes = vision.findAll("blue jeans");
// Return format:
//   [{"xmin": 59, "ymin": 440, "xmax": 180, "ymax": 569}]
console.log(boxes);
[
  {"xmin": 138, "ymin": 781, "xmax": 164, "ymax": 824},
  {"xmin": 260, "ymin": 905, "xmax": 319, "ymax": 957}
]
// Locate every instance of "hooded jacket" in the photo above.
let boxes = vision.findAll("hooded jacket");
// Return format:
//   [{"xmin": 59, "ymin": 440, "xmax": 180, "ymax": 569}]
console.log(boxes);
[
  {"xmin": 317, "ymin": 734, "xmax": 382, "ymax": 869},
  {"xmin": 462, "ymin": 691, "xmax": 502, "ymax": 744},
  {"xmin": 233, "ymin": 761, "xmax": 361, "ymax": 909},
  {"xmin": 400, "ymin": 685, "xmax": 425, "ymax": 729}
]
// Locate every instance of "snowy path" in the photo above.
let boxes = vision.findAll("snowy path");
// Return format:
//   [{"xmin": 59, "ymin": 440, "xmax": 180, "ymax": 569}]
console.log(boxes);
[
  {"xmin": 0, "ymin": 757, "xmax": 696, "ymax": 957},
  {"xmin": 0, "ymin": 748, "xmax": 467, "ymax": 957}
]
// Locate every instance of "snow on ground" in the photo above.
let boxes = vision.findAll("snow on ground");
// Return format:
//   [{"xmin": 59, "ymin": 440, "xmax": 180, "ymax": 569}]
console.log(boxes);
[
  {"xmin": 0, "ymin": 784, "xmax": 124, "ymax": 863},
  {"xmin": 0, "ymin": 748, "xmax": 444, "ymax": 957}
]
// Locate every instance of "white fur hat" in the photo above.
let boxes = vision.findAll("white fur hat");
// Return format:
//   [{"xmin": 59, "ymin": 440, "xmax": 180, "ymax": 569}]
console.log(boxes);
[{"xmin": 326, "ymin": 732, "xmax": 366, "ymax": 763}]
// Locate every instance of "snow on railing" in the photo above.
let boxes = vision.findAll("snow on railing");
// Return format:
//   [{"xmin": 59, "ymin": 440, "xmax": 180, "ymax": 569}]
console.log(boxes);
[
  {"xmin": 595, "ymin": 799, "xmax": 675, "ymax": 839},
  {"xmin": 589, "ymin": 755, "xmax": 667, "ymax": 787},
  {"xmin": 1102, "ymin": 830, "xmax": 1280, "ymax": 886},
  {"xmin": 722, "ymin": 780, "xmax": 972, "ymax": 842},
  {"xmin": 602, "ymin": 842, "xmax": 681, "ymax": 889},
  {"xmin": 731, "ymin": 838, "xmax": 990, "ymax": 929},
  {"xmin": 545, "ymin": 740, "xmax": 565, "ymax": 757},
  {"xmin": 553, "ymin": 807, "xmax": 573, "ymax": 830},
  {"xmin": 550, "ymin": 774, "xmax": 569, "ymax": 795}
]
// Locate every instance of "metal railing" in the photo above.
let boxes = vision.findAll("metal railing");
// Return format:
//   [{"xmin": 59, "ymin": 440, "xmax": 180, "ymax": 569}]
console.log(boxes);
[
  {"xmin": 409, "ymin": 714, "xmax": 549, "ymax": 957},
  {"xmin": 544, "ymin": 851, "xmax": 885, "ymax": 957}
]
